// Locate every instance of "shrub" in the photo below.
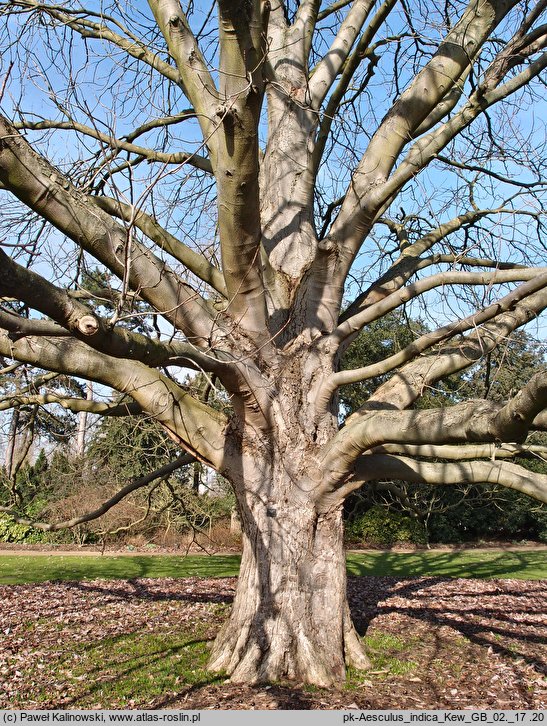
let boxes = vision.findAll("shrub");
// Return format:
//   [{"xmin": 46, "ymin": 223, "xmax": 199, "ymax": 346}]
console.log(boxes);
[
  {"xmin": 346, "ymin": 506, "xmax": 427, "ymax": 547},
  {"xmin": 426, "ymin": 486, "xmax": 547, "ymax": 544},
  {"xmin": 0, "ymin": 513, "xmax": 44, "ymax": 543}
]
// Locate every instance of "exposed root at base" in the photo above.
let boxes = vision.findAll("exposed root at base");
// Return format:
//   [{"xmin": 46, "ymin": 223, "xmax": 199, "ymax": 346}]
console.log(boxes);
[
  {"xmin": 208, "ymin": 613, "xmax": 371, "ymax": 686},
  {"xmin": 343, "ymin": 603, "xmax": 372, "ymax": 670}
]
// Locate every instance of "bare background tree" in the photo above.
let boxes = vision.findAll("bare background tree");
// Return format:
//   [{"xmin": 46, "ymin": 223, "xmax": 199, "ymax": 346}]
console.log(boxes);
[{"xmin": 0, "ymin": 0, "xmax": 546, "ymax": 686}]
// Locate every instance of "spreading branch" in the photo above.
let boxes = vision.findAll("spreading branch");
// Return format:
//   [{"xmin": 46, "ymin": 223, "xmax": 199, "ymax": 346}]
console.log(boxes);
[
  {"xmin": 325, "ymin": 273, "xmax": 547, "ymax": 394},
  {"xmin": 5, "ymin": 0, "xmax": 182, "ymax": 84},
  {"xmin": 0, "ymin": 116, "xmax": 217, "ymax": 345},
  {"xmin": 370, "ymin": 443, "xmax": 547, "ymax": 460},
  {"xmin": 13, "ymin": 119, "xmax": 212, "ymax": 172},
  {"xmin": 362, "ymin": 286, "xmax": 547, "ymax": 412},
  {"xmin": 350, "ymin": 454, "xmax": 547, "ymax": 504},
  {"xmin": 330, "ymin": 268, "xmax": 546, "ymax": 346},
  {"xmin": 0, "ymin": 331, "xmax": 228, "ymax": 469},
  {"xmin": 0, "ymin": 392, "xmax": 142, "ymax": 416},
  {"xmin": 309, "ymin": 0, "xmax": 376, "ymax": 109},
  {"xmin": 327, "ymin": 0, "xmax": 518, "ymax": 271},
  {"xmin": 0, "ymin": 252, "xmax": 230, "ymax": 372},
  {"xmin": 92, "ymin": 196, "xmax": 227, "ymax": 296},
  {"xmin": 321, "ymin": 372, "xmax": 547, "ymax": 493}
]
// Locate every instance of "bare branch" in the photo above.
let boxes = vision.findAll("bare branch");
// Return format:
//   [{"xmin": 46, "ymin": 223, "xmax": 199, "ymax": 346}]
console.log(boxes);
[
  {"xmin": 0, "ymin": 251, "xmax": 224, "ymax": 370},
  {"xmin": 493, "ymin": 369, "xmax": 547, "ymax": 442},
  {"xmin": 410, "ymin": 68, "xmax": 471, "ymax": 139},
  {"xmin": 436, "ymin": 155, "xmax": 547, "ymax": 189},
  {"xmin": 0, "ymin": 309, "xmax": 71, "ymax": 338},
  {"xmin": 147, "ymin": 0, "xmax": 218, "ymax": 141},
  {"xmin": 309, "ymin": 0, "xmax": 377, "ymax": 109},
  {"xmin": 321, "ymin": 384, "xmax": 547, "ymax": 494},
  {"xmin": 330, "ymin": 268, "xmax": 546, "ymax": 346},
  {"xmin": 312, "ymin": 0, "xmax": 398, "ymax": 175},
  {"xmin": 292, "ymin": 0, "xmax": 321, "ymax": 62},
  {"xmin": 0, "ymin": 361, "xmax": 23, "ymax": 376},
  {"xmin": 384, "ymin": 52, "xmax": 547, "ymax": 212},
  {"xmin": 7, "ymin": 0, "xmax": 182, "ymax": 84},
  {"xmin": 0, "ymin": 392, "xmax": 142, "ymax": 416},
  {"xmin": 363, "ymin": 286, "xmax": 547, "ymax": 412},
  {"xmin": 93, "ymin": 196, "xmax": 227, "ymax": 296},
  {"xmin": 0, "ymin": 332, "xmax": 228, "ymax": 468},
  {"xmin": 371, "ymin": 443, "xmax": 547, "ymax": 460},
  {"xmin": 325, "ymin": 274, "xmax": 547, "ymax": 393},
  {"xmin": 124, "ymin": 109, "xmax": 197, "ymax": 143},
  {"xmin": 351, "ymin": 454, "xmax": 547, "ymax": 504},
  {"xmin": 13, "ymin": 119, "xmax": 212, "ymax": 172},
  {"xmin": 327, "ymin": 0, "xmax": 518, "ymax": 272},
  {"xmin": 317, "ymin": 0, "xmax": 354, "ymax": 22},
  {"xmin": 340, "ymin": 205, "xmax": 523, "ymax": 320},
  {"xmin": 0, "ymin": 117, "xmax": 217, "ymax": 345}
]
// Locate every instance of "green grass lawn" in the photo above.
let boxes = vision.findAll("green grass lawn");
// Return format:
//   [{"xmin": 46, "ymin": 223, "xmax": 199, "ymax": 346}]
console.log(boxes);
[
  {"xmin": 0, "ymin": 553, "xmax": 241, "ymax": 585},
  {"xmin": 0, "ymin": 548, "xmax": 545, "ymax": 584},
  {"xmin": 34, "ymin": 627, "xmax": 222, "ymax": 709},
  {"xmin": 346, "ymin": 548, "xmax": 547, "ymax": 580}
]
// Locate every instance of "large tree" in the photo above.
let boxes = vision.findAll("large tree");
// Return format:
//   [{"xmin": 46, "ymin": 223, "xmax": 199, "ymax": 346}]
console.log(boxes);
[{"xmin": 0, "ymin": 0, "xmax": 547, "ymax": 686}]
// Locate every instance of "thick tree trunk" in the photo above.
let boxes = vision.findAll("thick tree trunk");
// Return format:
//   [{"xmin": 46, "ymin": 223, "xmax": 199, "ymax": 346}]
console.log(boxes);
[{"xmin": 208, "ymin": 466, "xmax": 370, "ymax": 685}]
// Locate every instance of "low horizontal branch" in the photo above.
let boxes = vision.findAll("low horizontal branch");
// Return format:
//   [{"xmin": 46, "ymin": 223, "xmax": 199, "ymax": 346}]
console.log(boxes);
[
  {"xmin": 352, "ymin": 454, "xmax": 547, "ymax": 504},
  {"xmin": 0, "ymin": 252, "xmax": 231, "ymax": 373},
  {"xmin": 0, "ymin": 393, "xmax": 142, "ymax": 416},
  {"xmin": 370, "ymin": 443, "xmax": 547, "ymax": 460},
  {"xmin": 321, "ymin": 376, "xmax": 547, "ymax": 494}
]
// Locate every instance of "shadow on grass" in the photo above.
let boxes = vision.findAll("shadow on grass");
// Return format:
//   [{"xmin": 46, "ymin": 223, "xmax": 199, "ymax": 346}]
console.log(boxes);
[
  {"xmin": 64, "ymin": 566, "xmax": 546, "ymax": 703},
  {"xmin": 2, "ymin": 547, "xmax": 545, "ymax": 585},
  {"xmin": 49, "ymin": 633, "xmax": 224, "ymax": 710},
  {"xmin": 346, "ymin": 548, "xmax": 547, "ymax": 580},
  {"xmin": 0, "ymin": 554, "xmax": 242, "ymax": 585},
  {"xmin": 5, "ymin": 558, "xmax": 543, "ymax": 709}
]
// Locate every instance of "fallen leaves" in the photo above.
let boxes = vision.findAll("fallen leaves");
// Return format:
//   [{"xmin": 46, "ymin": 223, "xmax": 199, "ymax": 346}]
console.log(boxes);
[{"xmin": 0, "ymin": 575, "xmax": 545, "ymax": 710}]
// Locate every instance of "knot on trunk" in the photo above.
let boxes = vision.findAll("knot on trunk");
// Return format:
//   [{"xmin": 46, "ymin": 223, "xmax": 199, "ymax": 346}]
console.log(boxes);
[{"xmin": 76, "ymin": 315, "xmax": 99, "ymax": 336}]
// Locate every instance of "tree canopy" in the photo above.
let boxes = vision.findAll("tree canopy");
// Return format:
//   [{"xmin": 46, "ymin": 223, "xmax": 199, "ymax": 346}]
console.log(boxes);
[{"xmin": 0, "ymin": 0, "xmax": 546, "ymax": 686}]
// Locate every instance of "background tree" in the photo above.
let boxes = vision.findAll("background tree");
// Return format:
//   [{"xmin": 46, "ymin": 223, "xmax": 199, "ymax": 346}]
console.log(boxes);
[
  {"xmin": 13, "ymin": 413, "xmax": 235, "ymax": 546},
  {"xmin": 1, "ymin": 361, "xmax": 78, "ymax": 503},
  {"xmin": 342, "ymin": 322, "xmax": 547, "ymax": 544},
  {"xmin": 0, "ymin": 0, "xmax": 547, "ymax": 686}
]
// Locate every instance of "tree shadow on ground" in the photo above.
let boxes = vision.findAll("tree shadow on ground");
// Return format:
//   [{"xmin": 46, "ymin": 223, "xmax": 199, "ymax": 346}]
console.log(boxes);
[
  {"xmin": 64, "ymin": 576, "xmax": 236, "ymax": 605},
  {"xmin": 348, "ymin": 575, "xmax": 547, "ymax": 674},
  {"xmin": 346, "ymin": 548, "xmax": 547, "ymax": 579},
  {"xmin": 53, "ymin": 637, "xmax": 223, "ymax": 710},
  {"xmin": 151, "ymin": 683, "xmax": 322, "ymax": 710},
  {"xmin": 3, "ymin": 573, "xmax": 544, "ymax": 710}
]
